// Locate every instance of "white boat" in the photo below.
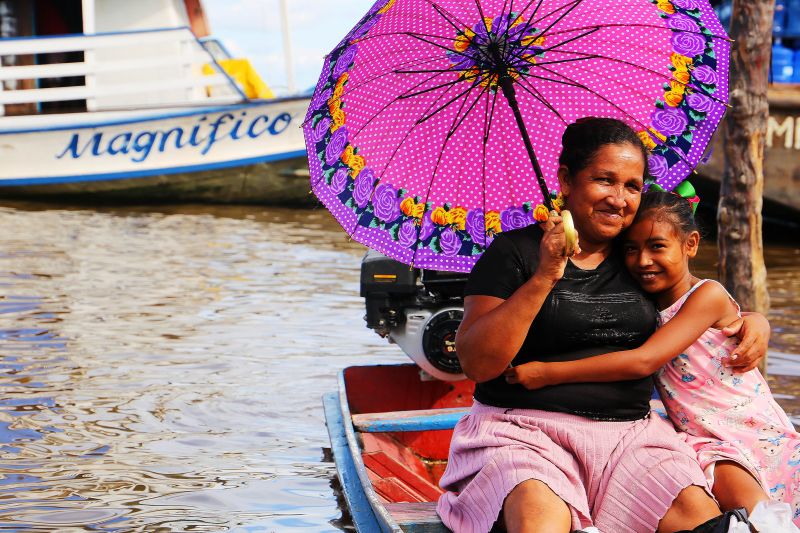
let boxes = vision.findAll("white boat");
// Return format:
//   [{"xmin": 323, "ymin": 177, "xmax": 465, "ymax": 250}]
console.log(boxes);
[{"xmin": 0, "ymin": 0, "xmax": 312, "ymax": 204}]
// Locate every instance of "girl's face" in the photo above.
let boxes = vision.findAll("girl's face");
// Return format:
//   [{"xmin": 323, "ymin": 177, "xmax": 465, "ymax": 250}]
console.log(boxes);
[
  {"xmin": 623, "ymin": 214, "xmax": 699, "ymax": 304},
  {"xmin": 557, "ymin": 143, "xmax": 645, "ymax": 247}
]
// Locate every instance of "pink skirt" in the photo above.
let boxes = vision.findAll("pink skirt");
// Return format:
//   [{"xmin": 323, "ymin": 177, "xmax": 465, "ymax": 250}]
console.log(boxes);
[{"xmin": 437, "ymin": 401, "xmax": 710, "ymax": 533}]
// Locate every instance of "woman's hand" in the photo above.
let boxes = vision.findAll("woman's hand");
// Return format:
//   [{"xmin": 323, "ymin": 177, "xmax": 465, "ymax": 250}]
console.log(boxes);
[
  {"xmin": 536, "ymin": 211, "xmax": 579, "ymax": 283},
  {"xmin": 503, "ymin": 362, "xmax": 551, "ymax": 390},
  {"xmin": 721, "ymin": 312, "xmax": 771, "ymax": 372}
]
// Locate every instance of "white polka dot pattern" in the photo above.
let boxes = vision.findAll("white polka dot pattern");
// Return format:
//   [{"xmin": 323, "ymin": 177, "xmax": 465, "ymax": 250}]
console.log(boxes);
[{"xmin": 303, "ymin": 0, "xmax": 730, "ymax": 272}]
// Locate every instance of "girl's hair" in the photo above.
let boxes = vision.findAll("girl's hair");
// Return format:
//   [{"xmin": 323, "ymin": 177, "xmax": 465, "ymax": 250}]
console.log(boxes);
[
  {"xmin": 634, "ymin": 190, "xmax": 699, "ymax": 241},
  {"xmin": 559, "ymin": 117, "xmax": 649, "ymax": 176}
]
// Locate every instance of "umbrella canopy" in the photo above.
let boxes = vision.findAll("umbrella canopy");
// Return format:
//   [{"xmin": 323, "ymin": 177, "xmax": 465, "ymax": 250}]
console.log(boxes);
[{"xmin": 304, "ymin": 0, "xmax": 730, "ymax": 272}]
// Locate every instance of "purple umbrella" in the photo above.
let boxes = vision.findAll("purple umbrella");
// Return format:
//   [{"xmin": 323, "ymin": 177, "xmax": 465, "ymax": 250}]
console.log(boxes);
[{"xmin": 304, "ymin": 0, "xmax": 730, "ymax": 272}]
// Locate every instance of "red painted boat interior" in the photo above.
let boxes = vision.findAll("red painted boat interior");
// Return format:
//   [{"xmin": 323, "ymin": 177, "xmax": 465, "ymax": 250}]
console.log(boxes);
[{"xmin": 343, "ymin": 365, "xmax": 475, "ymax": 504}]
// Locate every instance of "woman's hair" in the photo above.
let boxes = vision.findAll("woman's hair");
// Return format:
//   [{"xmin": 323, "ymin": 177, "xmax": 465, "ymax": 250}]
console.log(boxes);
[
  {"xmin": 559, "ymin": 117, "xmax": 649, "ymax": 176},
  {"xmin": 634, "ymin": 190, "xmax": 699, "ymax": 241}
]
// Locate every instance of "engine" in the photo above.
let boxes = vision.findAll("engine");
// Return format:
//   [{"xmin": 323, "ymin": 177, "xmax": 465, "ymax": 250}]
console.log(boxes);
[{"xmin": 359, "ymin": 250, "xmax": 467, "ymax": 381}]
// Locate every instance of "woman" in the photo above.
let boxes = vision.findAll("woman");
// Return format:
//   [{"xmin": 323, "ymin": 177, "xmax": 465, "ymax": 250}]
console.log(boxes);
[{"xmin": 436, "ymin": 117, "xmax": 770, "ymax": 533}]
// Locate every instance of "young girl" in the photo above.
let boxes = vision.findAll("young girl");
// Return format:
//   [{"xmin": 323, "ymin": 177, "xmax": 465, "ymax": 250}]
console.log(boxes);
[{"xmin": 504, "ymin": 190, "xmax": 800, "ymax": 523}]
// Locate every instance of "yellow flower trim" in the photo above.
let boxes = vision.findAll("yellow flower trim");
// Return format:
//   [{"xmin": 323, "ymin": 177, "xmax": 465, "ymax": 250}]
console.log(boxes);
[
  {"xmin": 331, "ymin": 108, "xmax": 346, "ymax": 131},
  {"xmin": 664, "ymin": 90, "xmax": 684, "ymax": 107},
  {"xmin": 638, "ymin": 130, "xmax": 658, "ymax": 150},
  {"xmin": 348, "ymin": 154, "xmax": 365, "ymax": 177},
  {"xmin": 448, "ymin": 207, "xmax": 467, "ymax": 230},
  {"xmin": 533, "ymin": 204, "xmax": 550, "ymax": 222},
  {"xmin": 671, "ymin": 53, "xmax": 693, "ymax": 70},
  {"xmin": 431, "ymin": 207, "xmax": 449, "ymax": 226},
  {"xmin": 657, "ymin": 1, "xmax": 675, "ymax": 14},
  {"xmin": 673, "ymin": 69, "xmax": 690, "ymax": 85},
  {"xmin": 400, "ymin": 197, "xmax": 425, "ymax": 219},
  {"xmin": 377, "ymin": 0, "xmax": 396, "ymax": 15},
  {"xmin": 342, "ymin": 145, "xmax": 355, "ymax": 166},
  {"xmin": 484, "ymin": 211, "xmax": 502, "ymax": 234}
]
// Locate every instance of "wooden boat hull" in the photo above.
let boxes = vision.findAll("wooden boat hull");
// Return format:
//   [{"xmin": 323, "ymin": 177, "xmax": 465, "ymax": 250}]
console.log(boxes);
[
  {"xmin": 324, "ymin": 364, "xmax": 475, "ymax": 533},
  {"xmin": 0, "ymin": 155, "xmax": 313, "ymax": 205},
  {"xmin": 700, "ymin": 87, "xmax": 800, "ymax": 215}
]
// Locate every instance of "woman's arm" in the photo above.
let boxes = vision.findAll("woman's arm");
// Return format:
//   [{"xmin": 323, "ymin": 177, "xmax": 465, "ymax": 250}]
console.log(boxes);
[
  {"xmin": 504, "ymin": 282, "xmax": 737, "ymax": 389},
  {"xmin": 457, "ymin": 212, "xmax": 571, "ymax": 383}
]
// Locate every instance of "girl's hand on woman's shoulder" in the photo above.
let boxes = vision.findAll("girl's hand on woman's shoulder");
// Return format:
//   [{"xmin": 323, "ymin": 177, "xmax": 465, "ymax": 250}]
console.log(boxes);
[
  {"xmin": 503, "ymin": 362, "xmax": 551, "ymax": 390},
  {"xmin": 536, "ymin": 211, "xmax": 577, "ymax": 283}
]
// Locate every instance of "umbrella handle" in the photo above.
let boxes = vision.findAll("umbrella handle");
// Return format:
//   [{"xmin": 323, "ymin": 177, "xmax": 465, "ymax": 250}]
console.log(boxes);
[{"xmin": 561, "ymin": 210, "xmax": 579, "ymax": 256}]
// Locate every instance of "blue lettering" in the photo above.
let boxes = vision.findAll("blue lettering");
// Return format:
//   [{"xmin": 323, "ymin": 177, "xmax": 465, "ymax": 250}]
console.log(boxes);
[
  {"xmin": 56, "ymin": 132, "xmax": 105, "ymax": 159},
  {"xmin": 229, "ymin": 111, "xmax": 247, "ymax": 140},
  {"xmin": 159, "ymin": 127, "xmax": 186, "ymax": 152},
  {"xmin": 202, "ymin": 113, "xmax": 233, "ymax": 155},
  {"xmin": 189, "ymin": 117, "xmax": 207, "ymax": 147},
  {"xmin": 107, "ymin": 132, "xmax": 132, "ymax": 155},
  {"xmin": 247, "ymin": 115, "xmax": 270, "ymax": 138},
  {"xmin": 131, "ymin": 131, "xmax": 157, "ymax": 163},
  {"xmin": 269, "ymin": 113, "xmax": 292, "ymax": 135}
]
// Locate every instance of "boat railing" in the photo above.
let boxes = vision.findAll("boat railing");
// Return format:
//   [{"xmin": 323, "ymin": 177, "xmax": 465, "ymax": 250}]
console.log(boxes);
[{"xmin": 0, "ymin": 27, "xmax": 247, "ymax": 116}]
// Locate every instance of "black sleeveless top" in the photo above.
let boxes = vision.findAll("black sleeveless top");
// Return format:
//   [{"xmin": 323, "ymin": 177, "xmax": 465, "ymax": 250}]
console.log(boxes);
[{"xmin": 465, "ymin": 225, "xmax": 658, "ymax": 420}]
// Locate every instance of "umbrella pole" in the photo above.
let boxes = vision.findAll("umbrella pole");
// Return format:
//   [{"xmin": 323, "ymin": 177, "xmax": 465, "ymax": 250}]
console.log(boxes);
[{"xmin": 497, "ymin": 75, "xmax": 555, "ymax": 212}]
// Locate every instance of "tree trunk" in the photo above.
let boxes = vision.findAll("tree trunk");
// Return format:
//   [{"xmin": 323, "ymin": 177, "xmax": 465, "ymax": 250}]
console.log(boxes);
[{"xmin": 718, "ymin": 0, "xmax": 771, "ymax": 372}]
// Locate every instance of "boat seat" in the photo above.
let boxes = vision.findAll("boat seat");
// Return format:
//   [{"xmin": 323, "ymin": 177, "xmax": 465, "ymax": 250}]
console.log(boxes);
[
  {"xmin": 351, "ymin": 407, "xmax": 469, "ymax": 433},
  {"xmin": 385, "ymin": 501, "xmax": 451, "ymax": 532}
]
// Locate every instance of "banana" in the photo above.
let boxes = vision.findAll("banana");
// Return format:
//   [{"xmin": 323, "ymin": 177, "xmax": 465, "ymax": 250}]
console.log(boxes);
[{"xmin": 561, "ymin": 209, "xmax": 578, "ymax": 256}]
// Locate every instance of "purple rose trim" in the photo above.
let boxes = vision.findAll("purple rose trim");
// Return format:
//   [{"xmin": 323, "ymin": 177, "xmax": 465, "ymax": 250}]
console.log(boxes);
[
  {"xmin": 667, "ymin": 14, "xmax": 700, "ymax": 33},
  {"xmin": 652, "ymin": 107, "xmax": 689, "ymax": 137},
  {"xmin": 672, "ymin": 0, "xmax": 702, "ymax": 8},
  {"xmin": 692, "ymin": 65, "xmax": 718, "ymax": 86},
  {"xmin": 439, "ymin": 228, "xmax": 461, "ymax": 257},
  {"xmin": 353, "ymin": 168, "xmax": 376, "ymax": 208},
  {"xmin": 648, "ymin": 154, "xmax": 669, "ymax": 179},
  {"xmin": 325, "ymin": 127, "xmax": 348, "ymax": 166},
  {"xmin": 419, "ymin": 212, "xmax": 434, "ymax": 241},
  {"xmin": 500, "ymin": 207, "xmax": 532, "ymax": 231},
  {"xmin": 310, "ymin": 117, "xmax": 332, "ymax": 143},
  {"xmin": 311, "ymin": 87, "xmax": 332, "ymax": 112},
  {"xmin": 686, "ymin": 92, "xmax": 713, "ymax": 113},
  {"xmin": 398, "ymin": 218, "xmax": 418, "ymax": 248},
  {"xmin": 329, "ymin": 167, "xmax": 349, "ymax": 194},
  {"xmin": 465, "ymin": 209, "xmax": 485, "ymax": 244},
  {"xmin": 333, "ymin": 45, "xmax": 358, "ymax": 79},
  {"xmin": 373, "ymin": 183, "xmax": 401, "ymax": 223},
  {"xmin": 351, "ymin": 15, "xmax": 379, "ymax": 40},
  {"xmin": 671, "ymin": 32, "xmax": 706, "ymax": 58}
]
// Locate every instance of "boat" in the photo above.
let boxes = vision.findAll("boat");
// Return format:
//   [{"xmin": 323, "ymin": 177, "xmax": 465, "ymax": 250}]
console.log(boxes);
[
  {"xmin": 323, "ymin": 363, "xmax": 473, "ymax": 532},
  {"xmin": 697, "ymin": 86, "xmax": 800, "ymax": 223},
  {"xmin": 0, "ymin": 0, "xmax": 312, "ymax": 205}
]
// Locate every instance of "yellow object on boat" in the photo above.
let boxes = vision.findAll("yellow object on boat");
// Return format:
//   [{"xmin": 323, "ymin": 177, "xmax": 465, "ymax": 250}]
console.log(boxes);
[{"xmin": 203, "ymin": 58, "xmax": 275, "ymax": 99}]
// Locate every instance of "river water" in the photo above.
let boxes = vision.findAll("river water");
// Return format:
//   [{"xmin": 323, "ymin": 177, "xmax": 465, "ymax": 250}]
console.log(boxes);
[{"xmin": 0, "ymin": 203, "xmax": 797, "ymax": 532}]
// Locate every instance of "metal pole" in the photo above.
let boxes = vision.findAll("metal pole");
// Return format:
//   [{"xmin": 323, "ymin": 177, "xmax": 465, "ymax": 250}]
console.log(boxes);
[{"xmin": 278, "ymin": 0, "xmax": 296, "ymax": 94}]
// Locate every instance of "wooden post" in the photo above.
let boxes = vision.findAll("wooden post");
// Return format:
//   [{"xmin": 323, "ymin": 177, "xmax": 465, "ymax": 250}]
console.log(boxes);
[{"xmin": 718, "ymin": 0, "xmax": 771, "ymax": 372}]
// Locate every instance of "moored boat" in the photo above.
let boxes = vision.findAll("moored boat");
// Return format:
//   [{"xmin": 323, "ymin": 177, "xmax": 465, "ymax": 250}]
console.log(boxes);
[
  {"xmin": 0, "ymin": 0, "xmax": 313, "ymax": 205},
  {"xmin": 323, "ymin": 363, "xmax": 473, "ymax": 532}
]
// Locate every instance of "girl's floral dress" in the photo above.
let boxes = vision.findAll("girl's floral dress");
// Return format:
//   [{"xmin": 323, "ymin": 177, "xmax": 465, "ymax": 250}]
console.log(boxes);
[{"xmin": 657, "ymin": 279, "xmax": 800, "ymax": 524}]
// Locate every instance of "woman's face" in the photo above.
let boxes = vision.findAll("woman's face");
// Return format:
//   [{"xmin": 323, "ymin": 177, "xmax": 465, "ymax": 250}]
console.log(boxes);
[{"xmin": 558, "ymin": 142, "xmax": 645, "ymax": 246}]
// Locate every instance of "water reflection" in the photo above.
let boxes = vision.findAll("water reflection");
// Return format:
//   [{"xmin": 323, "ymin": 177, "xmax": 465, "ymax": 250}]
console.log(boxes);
[
  {"xmin": 0, "ymin": 203, "xmax": 796, "ymax": 531},
  {"xmin": 0, "ymin": 204, "xmax": 404, "ymax": 531}
]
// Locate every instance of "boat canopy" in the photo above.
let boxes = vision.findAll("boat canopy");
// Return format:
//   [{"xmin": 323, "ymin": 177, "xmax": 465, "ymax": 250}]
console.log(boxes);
[{"xmin": 0, "ymin": 0, "xmax": 251, "ymax": 118}]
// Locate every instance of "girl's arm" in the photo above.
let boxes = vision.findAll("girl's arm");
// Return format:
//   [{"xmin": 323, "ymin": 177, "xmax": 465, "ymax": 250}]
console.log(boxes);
[{"xmin": 504, "ymin": 281, "xmax": 738, "ymax": 389}]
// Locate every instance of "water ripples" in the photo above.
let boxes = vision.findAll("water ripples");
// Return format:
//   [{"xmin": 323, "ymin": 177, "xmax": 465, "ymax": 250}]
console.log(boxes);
[{"xmin": 0, "ymin": 203, "xmax": 796, "ymax": 531}]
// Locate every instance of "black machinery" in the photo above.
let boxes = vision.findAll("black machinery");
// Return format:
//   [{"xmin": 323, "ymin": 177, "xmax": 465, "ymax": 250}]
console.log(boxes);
[{"xmin": 360, "ymin": 250, "xmax": 467, "ymax": 381}]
